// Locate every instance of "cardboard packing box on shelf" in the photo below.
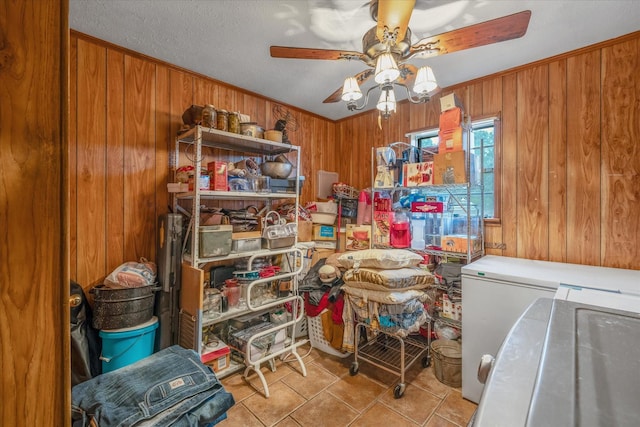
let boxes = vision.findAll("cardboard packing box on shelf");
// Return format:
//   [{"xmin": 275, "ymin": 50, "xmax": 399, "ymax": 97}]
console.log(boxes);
[
  {"xmin": 403, "ymin": 161, "xmax": 434, "ymax": 187},
  {"xmin": 433, "ymin": 151, "xmax": 467, "ymax": 185},
  {"xmin": 438, "ymin": 127, "xmax": 467, "ymax": 153},
  {"xmin": 439, "ymin": 107, "xmax": 463, "ymax": 131},
  {"xmin": 311, "ymin": 248, "xmax": 335, "ymax": 265},
  {"xmin": 441, "ymin": 235, "xmax": 482, "ymax": 253},
  {"xmin": 373, "ymin": 210, "xmax": 394, "ymax": 247},
  {"xmin": 312, "ymin": 224, "xmax": 337, "ymax": 241},
  {"xmin": 440, "ymin": 93, "xmax": 464, "ymax": 112},
  {"xmin": 206, "ymin": 161, "xmax": 228, "ymax": 191},
  {"xmin": 201, "ymin": 341, "xmax": 231, "ymax": 373},
  {"xmin": 297, "ymin": 220, "xmax": 313, "ymax": 242}
]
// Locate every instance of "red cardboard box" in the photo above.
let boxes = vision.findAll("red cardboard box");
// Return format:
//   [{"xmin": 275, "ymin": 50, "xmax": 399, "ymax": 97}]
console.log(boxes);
[
  {"xmin": 403, "ymin": 161, "xmax": 434, "ymax": 187},
  {"xmin": 411, "ymin": 201, "xmax": 444, "ymax": 213},
  {"xmin": 201, "ymin": 342, "xmax": 231, "ymax": 373},
  {"xmin": 439, "ymin": 107, "xmax": 463, "ymax": 131},
  {"xmin": 207, "ymin": 161, "xmax": 228, "ymax": 191}
]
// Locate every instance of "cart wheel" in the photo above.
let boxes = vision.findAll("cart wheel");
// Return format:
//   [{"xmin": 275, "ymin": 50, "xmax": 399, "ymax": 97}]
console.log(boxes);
[
  {"xmin": 393, "ymin": 383, "xmax": 405, "ymax": 399},
  {"xmin": 422, "ymin": 356, "xmax": 431, "ymax": 368},
  {"xmin": 349, "ymin": 363, "xmax": 359, "ymax": 376}
]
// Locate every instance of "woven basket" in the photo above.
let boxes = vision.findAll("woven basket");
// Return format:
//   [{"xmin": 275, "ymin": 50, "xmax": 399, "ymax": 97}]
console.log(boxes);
[{"xmin": 332, "ymin": 183, "xmax": 359, "ymax": 199}]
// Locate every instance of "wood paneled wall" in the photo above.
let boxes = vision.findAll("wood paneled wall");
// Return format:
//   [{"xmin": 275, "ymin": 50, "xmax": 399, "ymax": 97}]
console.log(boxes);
[
  {"xmin": 336, "ymin": 33, "xmax": 640, "ymax": 270},
  {"xmin": 70, "ymin": 30, "xmax": 639, "ymax": 291},
  {"xmin": 1, "ymin": 1, "xmax": 69, "ymax": 425},
  {"xmin": 70, "ymin": 32, "xmax": 336, "ymax": 289}
]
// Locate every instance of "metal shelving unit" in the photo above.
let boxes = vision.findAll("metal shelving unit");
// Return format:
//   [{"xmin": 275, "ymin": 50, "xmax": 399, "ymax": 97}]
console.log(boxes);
[{"xmin": 173, "ymin": 125, "xmax": 306, "ymax": 397}]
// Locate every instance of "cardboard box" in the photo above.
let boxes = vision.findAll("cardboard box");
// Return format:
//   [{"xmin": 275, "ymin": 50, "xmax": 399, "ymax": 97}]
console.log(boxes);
[
  {"xmin": 312, "ymin": 225, "xmax": 337, "ymax": 241},
  {"xmin": 441, "ymin": 235, "xmax": 482, "ymax": 253},
  {"xmin": 373, "ymin": 191, "xmax": 392, "ymax": 212},
  {"xmin": 411, "ymin": 201, "xmax": 444, "ymax": 214},
  {"xmin": 297, "ymin": 220, "xmax": 313, "ymax": 242},
  {"xmin": 311, "ymin": 248, "xmax": 335, "ymax": 265},
  {"xmin": 438, "ymin": 127, "xmax": 465, "ymax": 152},
  {"xmin": 403, "ymin": 161, "xmax": 434, "ymax": 187},
  {"xmin": 188, "ymin": 174, "xmax": 211, "ymax": 191},
  {"xmin": 433, "ymin": 151, "xmax": 467, "ymax": 184},
  {"xmin": 439, "ymin": 107, "xmax": 462, "ymax": 131},
  {"xmin": 373, "ymin": 211, "xmax": 393, "ymax": 247},
  {"xmin": 345, "ymin": 224, "xmax": 371, "ymax": 251},
  {"xmin": 201, "ymin": 341, "xmax": 231, "ymax": 373},
  {"xmin": 207, "ymin": 161, "xmax": 228, "ymax": 191},
  {"xmin": 440, "ymin": 93, "xmax": 463, "ymax": 112}
]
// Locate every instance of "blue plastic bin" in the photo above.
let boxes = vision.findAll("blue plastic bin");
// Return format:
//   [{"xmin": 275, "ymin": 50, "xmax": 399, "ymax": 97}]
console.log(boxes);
[{"xmin": 99, "ymin": 316, "xmax": 158, "ymax": 373}]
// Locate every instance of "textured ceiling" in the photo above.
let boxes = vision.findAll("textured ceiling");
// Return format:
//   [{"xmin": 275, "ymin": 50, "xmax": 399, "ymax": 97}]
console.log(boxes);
[{"xmin": 69, "ymin": 0, "xmax": 640, "ymax": 121}]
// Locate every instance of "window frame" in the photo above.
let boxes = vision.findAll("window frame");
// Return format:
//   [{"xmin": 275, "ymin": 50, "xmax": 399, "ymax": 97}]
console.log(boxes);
[{"xmin": 405, "ymin": 113, "xmax": 502, "ymax": 224}]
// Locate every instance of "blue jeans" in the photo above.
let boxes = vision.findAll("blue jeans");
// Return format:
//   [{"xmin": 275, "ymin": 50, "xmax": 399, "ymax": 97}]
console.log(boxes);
[{"xmin": 71, "ymin": 345, "xmax": 235, "ymax": 426}]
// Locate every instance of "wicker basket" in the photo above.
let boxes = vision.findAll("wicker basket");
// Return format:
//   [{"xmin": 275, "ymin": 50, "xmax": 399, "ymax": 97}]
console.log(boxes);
[
  {"xmin": 307, "ymin": 311, "xmax": 350, "ymax": 358},
  {"xmin": 332, "ymin": 182, "xmax": 359, "ymax": 199}
]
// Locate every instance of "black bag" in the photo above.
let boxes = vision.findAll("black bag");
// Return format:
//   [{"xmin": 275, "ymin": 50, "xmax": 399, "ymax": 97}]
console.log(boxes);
[
  {"xmin": 436, "ymin": 262, "xmax": 463, "ymax": 288},
  {"xmin": 70, "ymin": 280, "xmax": 101, "ymax": 386}
]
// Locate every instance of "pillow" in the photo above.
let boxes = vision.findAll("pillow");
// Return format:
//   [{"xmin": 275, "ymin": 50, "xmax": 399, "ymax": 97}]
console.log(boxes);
[
  {"xmin": 343, "ymin": 267, "xmax": 434, "ymax": 289},
  {"xmin": 338, "ymin": 249, "xmax": 423, "ymax": 270}
]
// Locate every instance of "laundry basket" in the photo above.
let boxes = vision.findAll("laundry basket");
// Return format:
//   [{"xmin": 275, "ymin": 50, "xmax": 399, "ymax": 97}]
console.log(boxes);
[
  {"xmin": 431, "ymin": 339, "xmax": 462, "ymax": 387},
  {"xmin": 307, "ymin": 310, "xmax": 349, "ymax": 358}
]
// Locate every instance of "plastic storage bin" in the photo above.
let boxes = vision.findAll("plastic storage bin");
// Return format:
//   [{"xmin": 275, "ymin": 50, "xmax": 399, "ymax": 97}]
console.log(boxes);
[
  {"xmin": 99, "ymin": 316, "xmax": 159, "ymax": 373},
  {"xmin": 307, "ymin": 311, "xmax": 349, "ymax": 358}
]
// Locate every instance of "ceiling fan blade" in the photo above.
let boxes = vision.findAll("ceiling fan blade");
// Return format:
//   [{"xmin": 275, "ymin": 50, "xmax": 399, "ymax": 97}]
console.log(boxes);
[
  {"xmin": 270, "ymin": 46, "xmax": 372, "ymax": 65},
  {"xmin": 376, "ymin": 0, "xmax": 416, "ymax": 44},
  {"xmin": 397, "ymin": 63, "xmax": 418, "ymax": 88},
  {"xmin": 323, "ymin": 69, "xmax": 374, "ymax": 103},
  {"xmin": 409, "ymin": 10, "xmax": 532, "ymax": 59}
]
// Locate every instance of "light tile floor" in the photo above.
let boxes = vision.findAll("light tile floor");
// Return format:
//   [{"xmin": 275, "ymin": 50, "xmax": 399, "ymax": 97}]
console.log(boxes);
[{"xmin": 218, "ymin": 343, "xmax": 477, "ymax": 427}]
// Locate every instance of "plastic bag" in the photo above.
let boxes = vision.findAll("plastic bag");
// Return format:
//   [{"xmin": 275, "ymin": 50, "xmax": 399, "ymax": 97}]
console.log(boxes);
[{"xmin": 104, "ymin": 258, "xmax": 157, "ymax": 289}]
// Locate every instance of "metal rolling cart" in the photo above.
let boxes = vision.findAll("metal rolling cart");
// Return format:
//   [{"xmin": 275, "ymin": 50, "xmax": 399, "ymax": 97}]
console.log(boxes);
[{"xmin": 349, "ymin": 319, "xmax": 432, "ymax": 399}]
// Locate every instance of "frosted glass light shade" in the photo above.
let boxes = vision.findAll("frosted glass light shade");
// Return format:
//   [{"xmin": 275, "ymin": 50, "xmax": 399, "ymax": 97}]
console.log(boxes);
[
  {"xmin": 376, "ymin": 87, "xmax": 396, "ymax": 113},
  {"xmin": 341, "ymin": 77, "xmax": 363, "ymax": 102},
  {"xmin": 374, "ymin": 53, "xmax": 400, "ymax": 84},
  {"xmin": 413, "ymin": 66, "xmax": 438, "ymax": 94}
]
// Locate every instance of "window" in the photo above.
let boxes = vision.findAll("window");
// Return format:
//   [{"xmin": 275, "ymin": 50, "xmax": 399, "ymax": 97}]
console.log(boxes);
[{"xmin": 407, "ymin": 115, "xmax": 500, "ymax": 220}]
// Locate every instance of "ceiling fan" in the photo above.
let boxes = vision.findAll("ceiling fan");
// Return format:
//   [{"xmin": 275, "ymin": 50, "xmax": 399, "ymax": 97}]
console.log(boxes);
[{"xmin": 270, "ymin": 0, "xmax": 531, "ymax": 115}]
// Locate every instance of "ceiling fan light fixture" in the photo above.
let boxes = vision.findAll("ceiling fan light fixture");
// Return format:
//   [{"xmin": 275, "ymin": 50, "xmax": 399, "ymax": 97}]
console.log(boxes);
[
  {"xmin": 413, "ymin": 66, "xmax": 438, "ymax": 95},
  {"xmin": 374, "ymin": 52, "xmax": 400, "ymax": 84},
  {"xmin": 341, "ymin": 76, "xmax": 363, "ymax": 102},
  {"xmin": 376, "ymin": 86, "xmax": 396, "ymax": 117}
]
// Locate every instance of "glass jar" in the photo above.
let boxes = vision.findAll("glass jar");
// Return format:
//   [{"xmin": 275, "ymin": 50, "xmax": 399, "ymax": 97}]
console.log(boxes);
[
  {"xmin": 201, "ymin": 104, "xmax": 217, "ymax": 128},
  {"xmin": 216, "ymin": 109, "xmax": 229, "ymax": 132},
  {"xmin": 228, "ymin": 112, "xmax": 240, "ymax": 134}
]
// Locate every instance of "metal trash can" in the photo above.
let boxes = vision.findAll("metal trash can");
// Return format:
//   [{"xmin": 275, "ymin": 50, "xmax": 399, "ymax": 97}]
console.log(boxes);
[{"xmin": 431, "ymin": 339, "xmax": 462, "ymax": 387}]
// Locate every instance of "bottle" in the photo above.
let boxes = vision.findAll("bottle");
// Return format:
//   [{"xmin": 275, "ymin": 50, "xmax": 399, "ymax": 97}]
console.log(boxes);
[{"xmin": 201, "ymin": 104, "xmax": 217, "ymax": 128}]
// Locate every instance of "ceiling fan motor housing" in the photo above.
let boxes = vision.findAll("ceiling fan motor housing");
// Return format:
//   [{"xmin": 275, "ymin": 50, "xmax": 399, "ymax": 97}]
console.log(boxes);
[{"xmin": 363, "ymin": 26, "xmax": 412, "ymax": 62}]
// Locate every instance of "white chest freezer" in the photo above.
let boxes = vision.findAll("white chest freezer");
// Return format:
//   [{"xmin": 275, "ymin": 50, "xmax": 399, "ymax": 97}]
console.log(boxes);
[{"xmin": 461, "ymin": 255, "xmax": 640, "ymax": 403}]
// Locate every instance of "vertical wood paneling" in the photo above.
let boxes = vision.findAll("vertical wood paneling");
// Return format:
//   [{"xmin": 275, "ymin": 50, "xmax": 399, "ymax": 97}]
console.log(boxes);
[
  {"xmin": 566, "ymin": 51, "xmax": 601, "ymax": 265},
  {"xmin": 69, "ymin": 36, "xmax": 78, "ymax": 278},
  {"xmin": 76, "ymin": 39, "xmax": 107, "ymax": 286},
  {"xmin": 601, "ymin": 39, "xmax": 640, "ymax": 267},
  {"xmin": 482, "ymin": 77, "xmax": 503, "ymax": 114},
  {"xmin": 106, "ymin": 50, "xmax": 125, "ymax": 272},
  {"xmin": 516, "ymin": 66, "xmax": 549, "ymax": 260},
  {"xmin": 68, "ymin": 29, "xmax": 640, "ymax": 301},
  {"xmin": 548, "ymin": 59, "xmax": 568, "ymax": 262},
  {"xmin": 501, "ymin": 74, "xmax": 518, "ymax": 257},
  {"xmin": 123, "ymin": 56, "xmax": 156, "ymax": 261}
]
